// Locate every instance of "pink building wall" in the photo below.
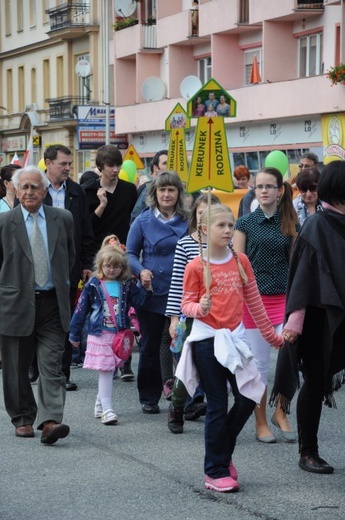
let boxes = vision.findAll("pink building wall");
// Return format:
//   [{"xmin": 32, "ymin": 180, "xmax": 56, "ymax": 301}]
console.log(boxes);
[{"xmin": 111, "ymin": 0, "xmax": 345, "ymax": 156}]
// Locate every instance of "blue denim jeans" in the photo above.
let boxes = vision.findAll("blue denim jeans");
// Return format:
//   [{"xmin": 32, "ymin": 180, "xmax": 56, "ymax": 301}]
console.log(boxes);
[{"xmin": 192, "ymin": 338, "xmax": 256, "ymax": 478}]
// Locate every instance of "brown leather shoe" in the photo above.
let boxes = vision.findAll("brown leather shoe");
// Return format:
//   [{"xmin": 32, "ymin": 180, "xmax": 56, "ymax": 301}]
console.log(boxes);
[
  {"xmin": 41, "ymin": 421, "xmax": 70, "ymax": 445},
  {"xmin": 15, "ymin": 425, "xmax": 34, "ymax": 438}
]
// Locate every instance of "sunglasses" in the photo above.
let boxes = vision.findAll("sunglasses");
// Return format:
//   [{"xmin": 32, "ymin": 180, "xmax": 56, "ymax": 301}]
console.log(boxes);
[{"xmin": 298, "ymin": 184, "xmax": 318, "ymax": 193}]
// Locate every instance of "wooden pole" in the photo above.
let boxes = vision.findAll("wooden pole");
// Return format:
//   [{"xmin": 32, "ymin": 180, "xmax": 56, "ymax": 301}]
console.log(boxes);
[{"xmin": 204, "ymin": 187, "xmax": 212, "ymax": 296}]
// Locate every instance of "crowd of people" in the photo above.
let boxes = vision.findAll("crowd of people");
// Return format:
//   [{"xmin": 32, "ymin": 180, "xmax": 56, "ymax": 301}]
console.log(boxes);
[{"xmin": 0, "ymin": 147, "xmax": 345, "ymax": 493}]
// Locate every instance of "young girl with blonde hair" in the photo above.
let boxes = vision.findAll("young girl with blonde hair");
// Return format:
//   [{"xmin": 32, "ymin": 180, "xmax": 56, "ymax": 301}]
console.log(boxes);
[
  {"xmin": 69, "ymin": 239, "xmax": 152, "ymax": 425},
  {"xmin": 177, "ymin": 204, "xmax": 283, "ymax": 493}
]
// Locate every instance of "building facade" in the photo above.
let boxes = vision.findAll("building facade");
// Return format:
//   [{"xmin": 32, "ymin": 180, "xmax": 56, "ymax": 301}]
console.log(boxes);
[{"xmin": 0, "ymin": 0, "xmax": 110, "ymax": 176}]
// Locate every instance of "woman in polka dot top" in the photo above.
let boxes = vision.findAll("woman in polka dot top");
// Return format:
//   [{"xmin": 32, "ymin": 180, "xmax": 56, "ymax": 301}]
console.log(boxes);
[{"xmin": 234, "ymin": 167, "xmax": 299, "ymax": 444}]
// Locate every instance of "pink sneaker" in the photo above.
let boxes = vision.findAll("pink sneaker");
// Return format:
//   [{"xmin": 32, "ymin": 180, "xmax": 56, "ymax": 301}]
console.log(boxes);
[
  {"xmin": 229, "ymin": 460, "xmax": 238, "ymax": 481},
  {"xmin": 205, "ymin": 475, "xmax": 239, "ymax": 493}
]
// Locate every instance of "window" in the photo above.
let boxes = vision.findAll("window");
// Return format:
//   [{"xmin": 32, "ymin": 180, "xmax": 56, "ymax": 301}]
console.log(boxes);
[
  {"xmin": 57, "ymin": 56, "xmax": 64, "ymax": 97},
  {"xmin": 43, "ymin": 59, "xmax": 50, "ymax": 106},
  {"xmin": 143, "ymin": 0, "xmax": 157, "ymax": 23},
  {"xmin": 30, "ymin": 0, "xmax": 37, "ymax": 27},
  {"xmin": 31, "ymin": 68, "xmax": 37, "ymax": 104},
  {"xmin": 43, "ymin": 0, "xmax": 51, "ymax": 24},
  {"xmin": 6, "ymin": 69, "xmax": 13, "ymax": 112},
  {"xmin": 198, "ymin": 57, "xmax": 212, "ymax": 84},
  {"xmin": 76, "ymin": 0, "xmax": 90, "ymax": 15},
  {"xmin": 18, "ymin": 66, "xmax": 25, "ymax": 112},
  {"xmin": 299, "ymin": 33, "xmax": 323, "ymax": 78},
  {"xmin": 232, "ymin": 148, "xmax": 318, "ymax": 177},
  {"xmin": 238, "ymin": 0, "xmax": 249, "ymax": 24},
  {"xmin": 77, "ymin": 55, "xmax": 91, "ymax": 101},
  {"xmin": 5, "ymin": 0, "xmax": 11, "ymax": 35},
  {"xmin": 244, "ymin": 48, "xmax": 262, "ymax": 85},
  {"xmin": 17, "ymin": 0, "xmax": 24, "ymax": 31}
]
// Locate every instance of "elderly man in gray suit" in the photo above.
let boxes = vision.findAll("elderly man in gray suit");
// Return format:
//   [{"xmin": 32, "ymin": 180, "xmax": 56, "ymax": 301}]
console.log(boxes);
[{"xmin": 0, "ymin": 166, "xmax": 75, "ymax": 444}]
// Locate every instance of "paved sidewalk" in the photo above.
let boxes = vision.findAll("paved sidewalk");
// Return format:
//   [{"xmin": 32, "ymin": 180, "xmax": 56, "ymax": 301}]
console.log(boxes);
[{"xmin": 0, "ymin": 349, "xmax": 345, "ymax": 520}]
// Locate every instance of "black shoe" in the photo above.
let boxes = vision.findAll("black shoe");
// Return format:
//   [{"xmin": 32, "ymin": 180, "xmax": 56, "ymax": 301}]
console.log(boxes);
[
  {"xmin": 65, "ymin": 380, "xmax": 78, "ymax": 391},
  {"xmin": 299, "ymin": 453, "xmax": 334, "ymax": 474},
  {"xmin": 184, "ymin": 401, "xmax": 207, "ymax": 421},
  {"xmin": 141, "ymin": 404, "xmax": 160, "ymax": 414},
  {"xmin": 120, "ymin": 365, "xmax": 135, "ymax": 381},
  {"xmin": 168, "ymin": 404, "xmax": 184, "ymax": 434},
  {"xmin": 29, "ymin": 365, "xmax": 39, "ymax": 383}
]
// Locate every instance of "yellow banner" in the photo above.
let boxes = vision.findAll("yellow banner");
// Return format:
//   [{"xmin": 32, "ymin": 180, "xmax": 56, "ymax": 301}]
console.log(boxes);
[
  {"xmin": 165, "ymin": 103, "xmax": 190, "ymax": 132},
  {"xmin": 187, "ymin": 116, "xmax": 233, "ymax": 193},
  {"xmin": 321, "ymin": 113, "xmax": 345, "ymax": 163},
  {"xmin": 123, "ymin": 145, "xmax": 144, "ymax": 169},
  {"xmin": 167, "ymin": 129, "xmax": 189, "ymax": 182}
]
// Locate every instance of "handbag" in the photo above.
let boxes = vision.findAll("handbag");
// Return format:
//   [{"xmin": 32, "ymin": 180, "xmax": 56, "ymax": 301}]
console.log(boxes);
[
  {"xmin": 101, "ymin": 281, "xmax": 135, "ymax": 362},
  {"xmin": 111, "ymin": 328, "xmax": 135, "ymax": 362}
]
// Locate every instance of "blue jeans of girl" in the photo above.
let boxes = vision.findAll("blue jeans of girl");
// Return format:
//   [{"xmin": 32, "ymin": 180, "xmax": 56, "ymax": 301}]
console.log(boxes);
[{"xmin": 192, "ymin": 337, "xmax": 256, "ymax": 478}]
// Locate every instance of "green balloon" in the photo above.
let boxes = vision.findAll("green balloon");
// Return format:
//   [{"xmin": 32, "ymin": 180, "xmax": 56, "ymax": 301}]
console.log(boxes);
[
  {"xmin": 122, "ymin": 160, "xmax": 137, "ymax": 182},
  {"xmin": 265, "ymin": 151, "xmax": 289, "ymax": 178}
]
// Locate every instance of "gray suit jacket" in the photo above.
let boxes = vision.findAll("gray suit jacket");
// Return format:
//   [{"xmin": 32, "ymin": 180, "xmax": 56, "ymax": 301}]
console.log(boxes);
[{"xmin": 0, "ymin": 204, "xmax": 75, "ymax": 335}]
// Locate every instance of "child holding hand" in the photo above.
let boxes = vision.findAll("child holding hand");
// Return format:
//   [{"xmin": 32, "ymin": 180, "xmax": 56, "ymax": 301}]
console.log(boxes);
[
  {"xmin": 69, "ymin": 239, "xmax": 152, "ymax": 425},
  {"xmin": 178, "ymin": 204, "xmax": 283, "ymax": 493}
]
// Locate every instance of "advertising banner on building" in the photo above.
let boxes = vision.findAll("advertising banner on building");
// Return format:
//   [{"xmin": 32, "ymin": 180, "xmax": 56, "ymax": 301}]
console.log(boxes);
[
  {"xmin": 321, "ymin": 113, "xmax": 345, "ymax": 163},
  {"xmin": 77, "ymin": 106, "xmax": 128, "ymax": 150}
]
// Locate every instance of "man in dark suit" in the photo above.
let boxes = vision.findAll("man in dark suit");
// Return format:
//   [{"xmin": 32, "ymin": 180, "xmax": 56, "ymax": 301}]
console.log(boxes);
[
  {"xmin": 0, "ymin": 166, "xmax": 75, "ymax": 443},
  {"xmin": 43, "ymin": 145, "xmax": 96, "ymax": 390}
]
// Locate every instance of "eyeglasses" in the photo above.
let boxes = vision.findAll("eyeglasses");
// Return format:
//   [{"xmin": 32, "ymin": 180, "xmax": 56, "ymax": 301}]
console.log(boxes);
[
  {"xmin": 298, "ymin": 184, "xmax": 318, "ymax": 193},
  {"xmin": 103, "ymin": 264, "xmax": 122, "ymax": 270},
  {"xmin": 254, "ymin": 184, "xmax": 278, "ymax": 191},
  {"xmin": 299, "ymin": 163, "xmax": 312, "ymax": 169}
]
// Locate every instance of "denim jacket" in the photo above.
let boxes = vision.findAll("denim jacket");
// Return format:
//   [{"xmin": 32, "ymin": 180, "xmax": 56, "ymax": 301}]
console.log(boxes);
[{"xmin": 69, "ymin": 276, "xmax": 151, "ymax": 343}]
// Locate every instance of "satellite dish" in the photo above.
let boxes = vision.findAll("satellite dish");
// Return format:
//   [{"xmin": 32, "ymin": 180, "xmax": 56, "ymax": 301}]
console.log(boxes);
[
  {"xmin": 141, "ymin": 77, "xmax": 166, "ymax": 102},
  {"xmin": 75, "ymin": 59, "xmax": 91, "ymax": 78},
  {"xmin": 115, "ymin": 0, "xmax": 136, "ymax": 18},
  {"xmin": 180, "ymin": 75, "xmax": 202, "ymax": 100}
]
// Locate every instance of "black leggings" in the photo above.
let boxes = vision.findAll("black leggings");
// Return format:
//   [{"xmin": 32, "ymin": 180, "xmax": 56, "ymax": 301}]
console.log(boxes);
[{"xmin": 297, "ymin": 309, "xmax": 345, "ymax": 456}]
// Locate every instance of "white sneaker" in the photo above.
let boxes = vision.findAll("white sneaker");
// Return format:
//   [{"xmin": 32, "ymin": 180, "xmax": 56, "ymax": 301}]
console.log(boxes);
[
  {"xmin": 94, "ymin": 402, "xmax": 103, "ymax": 419},
  {"xmin": 101, "ymin": 409, "xmax": 118, "ymax": 425}
]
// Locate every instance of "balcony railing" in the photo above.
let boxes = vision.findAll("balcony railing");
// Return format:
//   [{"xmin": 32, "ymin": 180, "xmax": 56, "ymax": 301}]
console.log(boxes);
[
  {"xmin": 46, "ymin": 2, "xmax": 90, "ymax": 31},
  {"xmin": 142, "ymin": 22, "xmax": 157, "ymax": 48},
  {"xmin": 46, "ymin": 96, "xmax": 91, "ymax": 121},
  {"xmin": 296, "ymin": 1, "xmax": 324, "ymax": 8}
]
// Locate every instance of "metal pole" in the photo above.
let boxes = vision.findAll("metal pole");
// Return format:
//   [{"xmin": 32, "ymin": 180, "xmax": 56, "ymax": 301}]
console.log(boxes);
[{"xmin": 104, "ymin": 0, "xmax": 110, "ymax": 144}]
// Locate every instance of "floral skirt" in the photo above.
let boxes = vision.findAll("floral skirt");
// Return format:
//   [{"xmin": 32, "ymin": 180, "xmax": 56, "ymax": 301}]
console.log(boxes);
[{"xmin": 83, "ymin": 331, "xmax": 123, "ymax": 371}]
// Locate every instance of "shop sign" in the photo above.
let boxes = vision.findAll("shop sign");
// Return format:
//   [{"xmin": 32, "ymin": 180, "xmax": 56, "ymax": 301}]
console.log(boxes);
[{"xmin": 1, "ymin": 135, "xmax": 27, "ymax": 152}]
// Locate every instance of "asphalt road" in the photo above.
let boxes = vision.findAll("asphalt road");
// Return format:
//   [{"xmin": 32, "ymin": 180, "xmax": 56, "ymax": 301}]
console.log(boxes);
[{"xmin": 1, "ymin": 348, "xmax": 345, "ymax": 520}]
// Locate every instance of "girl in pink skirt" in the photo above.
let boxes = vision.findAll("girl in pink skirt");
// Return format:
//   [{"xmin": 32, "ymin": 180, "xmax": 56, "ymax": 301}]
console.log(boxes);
[{"xmin": 69, "ymin": 240, "xmax": 152, "ymax": 425}]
